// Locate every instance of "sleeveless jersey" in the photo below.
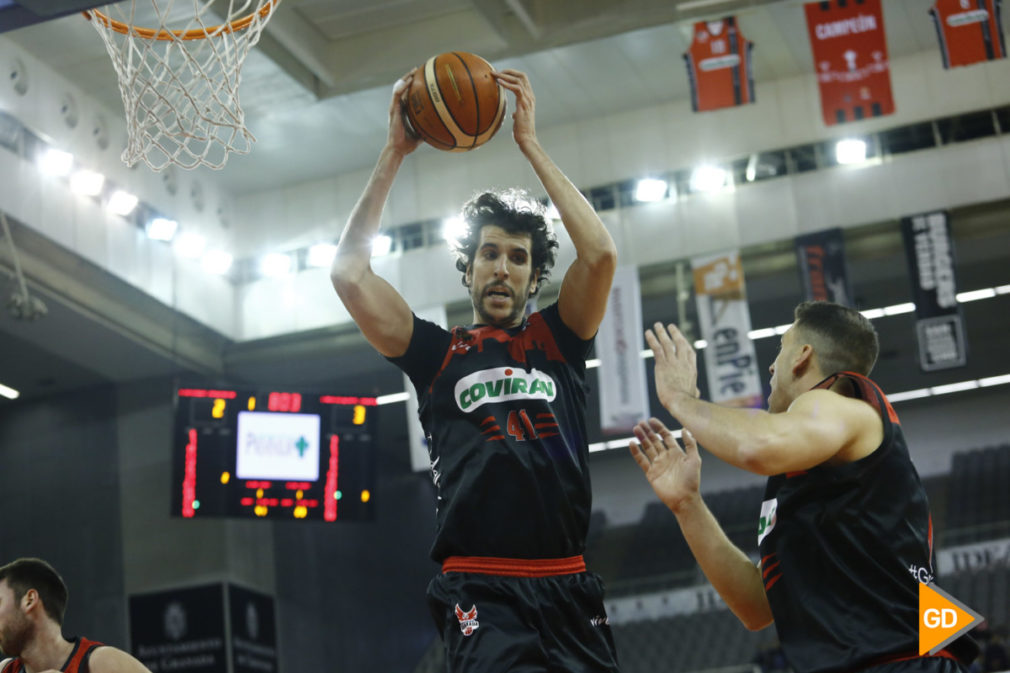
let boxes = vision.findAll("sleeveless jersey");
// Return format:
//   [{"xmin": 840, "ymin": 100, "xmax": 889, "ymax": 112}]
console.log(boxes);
[
  {"xmin": 390, "ymin": 303, "xmax": 594, "ymax": 562},
  {"xmin": 758, "ymin": 373, "xmax": 935, "ymax": 673},
  {"xmin": 1, "ymin": 637, "xmax": 103, "ymax": 673},
  {"xmin": 683, "ymin": 17, "xmax": 755, "ymax": 112},
  {"xmin": 930, "ymin": 0, "xmax": 1006, "ymax": 68}
]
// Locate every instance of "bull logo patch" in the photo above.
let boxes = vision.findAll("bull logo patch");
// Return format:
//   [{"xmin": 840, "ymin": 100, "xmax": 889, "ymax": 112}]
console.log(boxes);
[{"xmin": 454, "ymin": 603, "xmax": 479, "ymax": 636}]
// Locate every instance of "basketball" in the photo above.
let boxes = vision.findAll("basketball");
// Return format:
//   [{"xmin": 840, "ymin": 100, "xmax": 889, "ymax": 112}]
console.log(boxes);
[{"xmin": 403, "ymin": 52, "xmax": 507, "ymax": 152}]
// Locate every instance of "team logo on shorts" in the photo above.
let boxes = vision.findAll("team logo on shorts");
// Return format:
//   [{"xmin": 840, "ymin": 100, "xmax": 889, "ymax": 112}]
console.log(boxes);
[{"xmin": 454, "ymin": 603, "xmax": 479, "ymax": 636}]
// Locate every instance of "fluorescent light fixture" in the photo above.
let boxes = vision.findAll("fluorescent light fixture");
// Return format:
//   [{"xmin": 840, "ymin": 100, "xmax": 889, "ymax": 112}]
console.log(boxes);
[
  {"xmin": 956, "ymin": 288, "xmax": 996, "ymax": 303},
  {"xmin": 930, "ymin": 381, "xmax": 979, "ymax": 395},
  {"xmin": 371, "ymin": 234, "xmax": 392, "ymax": 257},
  {"xmin": 996, "ymin": 285, "xmax": 1010, "ymax": 295},
  {"xmin": 883, "ymin": 302, "xmax": 916, "ymax": 316},
  {"xmin": 201, "ymin": 249, "xmax": 233, "ymax": 275},
  {"xmin": 835, "ymin": 138, "xmax": 867, "ymax": 165},
  {"xmin": 146, "ymin": 217, "xmax": 178, "ymax": 242},
  {"xmin": 307, "ymin": 243, "xmax": 337, "ymax": 267},
  {"xmin": 107, "ymin": 190, "xmax": 138, "ymax": 216},
  {"xmin": 545, "ymin": 202, "xmax": 561, "ymax": 221},
  {"xmin": 69, "ymin": 169, "xmax": 104, "ymax": 196},
  {"xmin": 175, "ymin": 232, "xmax": 206, "ymax": 259},
  {"xmin": 748, "ymin": 327, "xmax": 778, "ymax": 340},
  {"xmin": 443, "ymin": 216, "xmax": 467, "ymax": 244},
  {"xmin": 641, "ymin": 349, "xmax": 653, "ymax": 359},
  {"xmin": 634, "ymin": 178, "xmax": 668, "ymax": 202},
  {"xmin": 586, "ymin": 358, "xmax": 601, "ymax": 369},
  {"xmin": 259, "ymin": 252, "xmax": 292, "ymax": 277},
  {"xmin": 376, "ymin": 391, "xmax": 410, "ymax": 405},
  {"xmin": 677, "ymin": 0, "xmax": 738, "ymax": 10},
  {"xmin": 0, "ymin": 382, "xmax": 19, "ymax": 400},
  {"xmin": 689, "ymin": 165, "xmax": 729, "ymax": 193},
  {"xmin": 694, "ymin": 339, "xmax": 707, "ymax": 349},
  {"xmin": 38, "ymin": 148, "xmax": 73, "ymax": 176},
  {"xmin": 887, "ymin": 388, "xmax": 931, "ymax": 403},
  {"xmin": 860, "ymin": 308, "xmax": 885, "ymax": 320},
  {"xmin": 979, "ymin": 374, "xmax": 1010, "ymax": 387},
  {"xmin": 774, "ymin": 323, "xmax": 791, "ymax": 335}
]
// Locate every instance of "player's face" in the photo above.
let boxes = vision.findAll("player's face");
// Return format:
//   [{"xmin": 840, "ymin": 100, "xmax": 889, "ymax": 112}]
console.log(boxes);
[
  {"xmin": 0, "ymin": 581, "xmax": 32, "ymax": 657},
  {"xmin": 767, "ymin": 325, "xmax": 798, "ymax": 413},
  {"xmin": 466, "ymin": 225, "xmax": 537, "ymax": 328}
]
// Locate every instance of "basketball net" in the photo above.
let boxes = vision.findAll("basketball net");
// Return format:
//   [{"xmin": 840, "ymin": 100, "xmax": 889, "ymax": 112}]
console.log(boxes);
[{"xmin": 84, "ymin": 1, "xmax": 280, "ymax": 171}]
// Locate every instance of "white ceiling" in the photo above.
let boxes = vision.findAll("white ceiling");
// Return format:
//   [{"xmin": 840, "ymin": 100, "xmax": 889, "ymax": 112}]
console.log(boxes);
[{"xmin": 4, "ymin": 0, "xmax": 948, "ymax": 194}]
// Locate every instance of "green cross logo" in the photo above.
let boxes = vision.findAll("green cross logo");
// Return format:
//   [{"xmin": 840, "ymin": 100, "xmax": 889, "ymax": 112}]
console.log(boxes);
[{"xmin": 294, "ymin": 436, "xmax": 309, "ymax": 458}]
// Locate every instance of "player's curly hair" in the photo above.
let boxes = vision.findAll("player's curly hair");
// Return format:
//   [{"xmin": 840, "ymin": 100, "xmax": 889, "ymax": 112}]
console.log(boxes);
[{"xmin": 450, "ymin": 190, "xmax": 559, "ymax": 297}]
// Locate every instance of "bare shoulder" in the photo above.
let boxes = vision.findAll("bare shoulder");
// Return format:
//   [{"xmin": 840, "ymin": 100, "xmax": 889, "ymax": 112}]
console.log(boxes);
[{"xmin": 88, "ymin": 647, "xmax": 152, "ymax": 673}]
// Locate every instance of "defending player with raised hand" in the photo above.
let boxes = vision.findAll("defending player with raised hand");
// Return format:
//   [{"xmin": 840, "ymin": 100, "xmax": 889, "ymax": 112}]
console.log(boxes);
[
  {"xmin": 331, "ymin": 68, "xmax": 620, "ymax": 672},
  {"xmin": 630, "ymin": 301, "xmax": 977, "ymax": 673}
]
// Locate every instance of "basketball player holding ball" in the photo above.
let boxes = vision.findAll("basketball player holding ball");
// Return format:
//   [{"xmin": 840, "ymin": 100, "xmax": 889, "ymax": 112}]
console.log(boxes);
[{"xmin": 331, "ymin": 66, "xmax": 620, "ymax": 672}]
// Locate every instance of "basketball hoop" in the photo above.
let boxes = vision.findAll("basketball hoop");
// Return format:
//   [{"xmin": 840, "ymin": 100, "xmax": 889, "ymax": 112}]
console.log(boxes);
[{"xmin": 84, "ymin": 1, "xmax": 281, "ymax": 171}]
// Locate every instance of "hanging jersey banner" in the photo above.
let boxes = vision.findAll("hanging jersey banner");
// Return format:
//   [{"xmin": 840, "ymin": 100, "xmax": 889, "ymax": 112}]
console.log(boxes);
[
  {"xmin": 407, "ymin": 305, "xmax": 448, "ymax": 471},
  {"xmin": 804, "ymin": 0, "xmax": 895, "ymax": 126},
  {"xmin": 691, "ymin": 252, "xmax": 763, "ymax": 408},
  {"xmin": 929, "ymin": 0, "xmax": 1007, "ymax": 69},
  {"xmin": 794, "ymin": 227, "xmax": 854, "ymax": 306},
  {"xmin": 597, "ymin": 266, "xmax": 650, "ymax": 434},
  {"xmin": 684, "ymin": 16, "xmax": 756, "ymax": 112},
  {"xmin": 900, "ymin": 211, "xmax": 968, "ymax": 371}
]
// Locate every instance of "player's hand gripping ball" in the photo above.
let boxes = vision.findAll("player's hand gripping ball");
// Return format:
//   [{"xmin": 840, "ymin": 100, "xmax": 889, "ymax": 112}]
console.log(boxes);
[{"xmin": 403, "ymin": 52, "xmax": 507, "ymax": 152}]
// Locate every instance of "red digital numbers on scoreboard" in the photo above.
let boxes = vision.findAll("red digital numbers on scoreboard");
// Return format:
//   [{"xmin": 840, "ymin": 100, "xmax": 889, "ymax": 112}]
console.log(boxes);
[{"xmin": 267, "ymin": 391, "xmax": 302, "ymax": 413}]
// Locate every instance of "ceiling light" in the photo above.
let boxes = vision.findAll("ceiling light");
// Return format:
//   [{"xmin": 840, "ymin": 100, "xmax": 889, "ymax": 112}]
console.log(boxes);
[
  {"xmin": 0, "ymin": 381, "xmax": 19, "ymax": 400},
  {"xmin": 175, "ymin": 232, "xmax": 206, "ymax": 259},
  {"xmin": 38, "ymin": 148, "xmax": 73, "ymax": 177},
  {"xmin": 835, "ymin": 138, "xmax": 867, "ymax": 165},
  {"xmin": 956, "ymin": 288, "xmax": 996, "ymax": 303},
  {"xmin": 371, "ymin": 235, "xmax": 392, "ymax": 257},
  {"xmin": 201, "ymin": 249, "xmax": 233, "ymax": 275},
  {"xmin": 545, "ymin": 202, "xmax": 561, "ymax": 221},
  {"xmin": 307, "ymin": 243, "xmax": 337, "ymax": 267},
  {"xmin": 634, "ymin": 178, "xmax": 669, "ymax": 202},
  {"xmin": 69, "ymin": 169, "xmax": 105, "ymax": 196},
  {"xmin": 259, "ymin": 252, "xmax": 292, "ymax": 277},
  {"xmin": 689, "ymin": 165, "xmax": 729, "ymax": 193},
  {"xmin": 107, "ymin": 190, "xmax": 138, "ymax": 216},
  {"xmin": 146, "ymin": 217, "xmax": 178, "ymax": 242}
]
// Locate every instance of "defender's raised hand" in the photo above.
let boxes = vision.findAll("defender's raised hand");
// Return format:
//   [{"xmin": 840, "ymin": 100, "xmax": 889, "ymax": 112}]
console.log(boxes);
[
  {"xmin": 645, "ymin": 322, "xmax": 699, "ymax": 409},
  {"xmin": 630, "ymin": 418, "xmax": 702, "ymax": 514}
]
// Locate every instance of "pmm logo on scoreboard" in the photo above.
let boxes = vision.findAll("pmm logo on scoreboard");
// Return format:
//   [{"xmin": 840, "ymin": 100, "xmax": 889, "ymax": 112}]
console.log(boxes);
[{"xmin": 236, "ymin": 411, "xmax": 321, "ymax": 481}]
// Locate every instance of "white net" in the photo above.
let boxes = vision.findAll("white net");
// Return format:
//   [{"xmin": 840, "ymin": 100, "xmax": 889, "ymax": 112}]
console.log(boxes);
[{"xmin": 85, "ymin": 0, "xmax": 280, "ymax": 171}]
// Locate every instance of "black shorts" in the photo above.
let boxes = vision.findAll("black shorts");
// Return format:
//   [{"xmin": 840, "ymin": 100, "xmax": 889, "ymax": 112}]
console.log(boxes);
[{"xmin": 426, "ymin": 557, "xmax": 620, "ymax": 673}]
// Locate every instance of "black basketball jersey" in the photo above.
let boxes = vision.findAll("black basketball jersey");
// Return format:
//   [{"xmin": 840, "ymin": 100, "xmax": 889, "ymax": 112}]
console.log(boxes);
[
  {"xmin": 1, "ymin": 637, "xmax": 103, "ymax": 673},
  {"xmin": 390, "ymin": 302, "xmax": 594, "ymax": 562},
  {"xmin": 758, "ymin": 372, "xmax": 935, "ymax": 673}
]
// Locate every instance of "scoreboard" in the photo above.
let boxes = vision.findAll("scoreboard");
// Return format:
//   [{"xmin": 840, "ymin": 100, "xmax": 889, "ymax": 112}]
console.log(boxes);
[{"xmin": 170, "ymin": 387, "xmax": 376, "ymax": 522}]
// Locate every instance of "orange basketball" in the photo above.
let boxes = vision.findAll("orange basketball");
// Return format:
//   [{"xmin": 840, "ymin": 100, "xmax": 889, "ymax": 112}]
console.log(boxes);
[{"xmin": 403, "ymin": 52, "xmax": 507, "ymax": 152}]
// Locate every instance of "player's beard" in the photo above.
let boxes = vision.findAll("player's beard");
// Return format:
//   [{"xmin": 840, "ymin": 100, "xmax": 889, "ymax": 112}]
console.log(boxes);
[
  {"xmin": 0, "ymin": 609, "xmax": 33, "ymax": 657},
  {"xmin": 471, "ymin": 279, "xmax": 531, "ymax": 328}
]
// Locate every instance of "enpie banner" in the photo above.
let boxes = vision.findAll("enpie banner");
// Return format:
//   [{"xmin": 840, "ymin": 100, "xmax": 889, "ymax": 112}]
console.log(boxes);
[{"xmin": 692, "ymin": 252, "xmax": 763, "ymax": 408}]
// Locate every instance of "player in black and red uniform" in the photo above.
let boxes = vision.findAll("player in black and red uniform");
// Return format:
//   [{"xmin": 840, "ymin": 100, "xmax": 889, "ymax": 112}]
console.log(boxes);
[
  {"xmin": 629, "ymin": 301, "xmax": 977, "ymax": 673},
  {"xmin": 331, "ymin": 68, "xmax": 619, "ymax": 672},
  {"xmin": 0, "ymin": 558, "xmax": 151, "ymax": 673}
]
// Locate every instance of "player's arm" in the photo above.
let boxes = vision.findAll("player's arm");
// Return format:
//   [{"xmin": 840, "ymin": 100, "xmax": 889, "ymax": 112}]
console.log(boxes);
[
  {"xmin": 630, "ymin": 419, "xmax": 773, "ymax": 631},
  {"xmin": 647, "ymin": 323, "xmax": 881, "ymax": 475},
  {"xmin": 494, "ymin": 69, "xmax": 617, "ymax": 340},
  {"xmin": 85, "ymin": 647, "xmax": 154, "ymax": 673},
  {"xmin": 331, "ymin": 73, "xmax": 421, "ymax": 358}
]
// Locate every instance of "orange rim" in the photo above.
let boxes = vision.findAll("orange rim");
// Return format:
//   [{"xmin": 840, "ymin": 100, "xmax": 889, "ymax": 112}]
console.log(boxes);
[{"xmin": 83, "ymin": 0, "xmax": 279, "ymax": 41}]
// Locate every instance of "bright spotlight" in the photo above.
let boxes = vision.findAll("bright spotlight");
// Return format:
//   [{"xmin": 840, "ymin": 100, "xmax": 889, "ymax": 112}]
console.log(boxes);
[
  {"xmin": 69, "ymin": 169, "xmax": 104, "ymax": 196},
  {"xmin": 146, "ymin": 217, "xmax": 178, "ymax": 242},
  {"xmin": 307, "ymin": 243, "xmax": 337, "ymax": 267},
  {"xmin": 175, "ymin": 232, "xmax": 206, "ymax": 259},
  {"xmin": 442, "ymin": 216, "xmax": 467, "ymax": 243},
  {"xmin": 38, "ymin": 148, "xmax": 73, "ymax": 177},
  {"xmin": 835, "ymin": 139, "xmax": 867, "ymax": 165},
  {"xmin": 259, "ymin": 252, "xmax": 292, "ymax": 277},
  {"xmin": 689, "ymin": 165, "xmax": 730, "ymax": 193},
  {"xmin": 634, "ymin": 178, "xmax": 668, "ymax": 202},
  {"xmin": 107, "ymin": 190, "xmax": 138, "ymax": 216},
  {"xmin": 371, "ymin": 234, "xmax": 392, "ymax": 257},
  {"xmin": 202, "ymin": 249, "xmax": 233, "ymax": 275}
]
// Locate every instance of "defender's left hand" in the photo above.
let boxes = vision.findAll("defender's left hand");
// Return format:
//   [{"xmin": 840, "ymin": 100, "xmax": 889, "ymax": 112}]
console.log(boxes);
[{"xmin": 645, "ymin": 322, "xmax": 699, "ymax": 408}]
